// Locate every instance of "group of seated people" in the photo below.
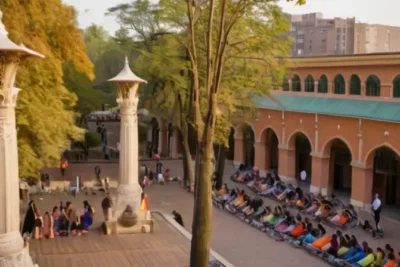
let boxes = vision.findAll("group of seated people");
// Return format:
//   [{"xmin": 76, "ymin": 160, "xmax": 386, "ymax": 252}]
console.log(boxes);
[
  {"xmin": 212, "ymin": 185, "xmax": 399, "ymax": 267},
  {"xmin": 22, "ymin": 200, "xmax": 94, "ymax": 240},
  {"xmin": 246, "ymin": 172, "xmax": 360, "ymax": 228}
]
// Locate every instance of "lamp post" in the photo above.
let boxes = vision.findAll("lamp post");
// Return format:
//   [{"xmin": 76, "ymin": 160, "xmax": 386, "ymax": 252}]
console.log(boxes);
[
  {"xmin": 108, "ymin": 57, "xmax": 147, "ymax": 219},
  {"xmin": 0, "ymin": 9, "xmax": 43, "ymax": 267}
]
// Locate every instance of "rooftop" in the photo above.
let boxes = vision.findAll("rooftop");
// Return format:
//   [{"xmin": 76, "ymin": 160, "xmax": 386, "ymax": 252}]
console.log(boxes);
[{"xmin": 253, "ymin": 93, "xmax": 400, "ymax": 123}]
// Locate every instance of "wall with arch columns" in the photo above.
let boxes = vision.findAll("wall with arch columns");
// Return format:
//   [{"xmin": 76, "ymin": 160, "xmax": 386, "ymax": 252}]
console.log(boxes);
[{"xmin": 233, "ymin": 108, "xmax": 400, "ymax": 208}]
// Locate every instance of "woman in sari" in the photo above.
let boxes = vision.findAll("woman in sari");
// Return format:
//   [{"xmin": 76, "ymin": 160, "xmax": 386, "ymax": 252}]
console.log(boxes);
[
  {"xmin": 22, "ymin": 200, "xmax": 36, "ymax": 236},
  {"xmin": 81, "ymin": 200, "xmax": 94, "ymax": 233}
]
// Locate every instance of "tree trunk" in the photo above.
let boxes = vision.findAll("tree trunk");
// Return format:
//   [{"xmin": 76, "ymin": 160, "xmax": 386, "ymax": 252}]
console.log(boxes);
[
  {"xmin": 181, "ymin": 123, "xmax": 194, "ymax": 189},
  {"xmin": 215, "ymin": 145, "xmax": 226, "ymax": 190},
  {"xmin": 178, "ymin": 93, "xmax": 195, "ymax": 189},
  {"xmin": 190, "ymin": 95, "xmax": 217, "ymax": 267}
]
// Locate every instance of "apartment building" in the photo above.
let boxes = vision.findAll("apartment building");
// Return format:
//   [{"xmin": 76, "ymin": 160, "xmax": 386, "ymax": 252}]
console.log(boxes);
[{"xmin": 288, "ymin": 12, "xmax": 400, "ymax": 56}]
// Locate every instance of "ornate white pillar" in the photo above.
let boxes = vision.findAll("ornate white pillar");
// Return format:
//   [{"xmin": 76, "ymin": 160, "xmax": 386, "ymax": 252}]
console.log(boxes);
[
  {"xmin": 0, "ymin": 9, "xmax": 43, "ymax": 267},
  {"xmin": 108, "ymin": 57, "xmax": 147, "ymax": 218}
]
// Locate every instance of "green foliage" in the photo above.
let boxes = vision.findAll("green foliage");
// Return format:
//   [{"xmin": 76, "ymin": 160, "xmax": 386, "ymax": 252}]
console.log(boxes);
[
  {"xmin": 84, "ymin": 131, "xmax": 102, "ymax": 148},
  {"xmin": 0, "ymin": 0, "xmax": 93, "ymax": 178},
  {"xmin": 63, "ymin": 61, "xmax": 104, "ymax": 122}
]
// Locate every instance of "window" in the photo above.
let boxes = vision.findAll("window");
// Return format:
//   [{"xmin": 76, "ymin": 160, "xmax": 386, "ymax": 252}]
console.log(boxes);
[
  {"xmin": 337, "ymin": 28, "xmax": 342, "ymax": 33},
  {"xmin": 333, "ymin": 74, "xmax": 346, "ymax": 94},
  {"xmin": 292, "ymin": 75, "xmax": 301, "ymax": 92},
  {"xmin": 318, "ymin": 75, "xmax": 328, "ymax": 93},
  {"xmin": 393, "ymin": 75, "xmax": 400, "ymax": 98},
  {"xmin": 297, "ymin": 49, "xmax": 303, "ymax": 55},
  {"xmin": 343, "ymin": 28, "xmax": 346, "ymax": 33},
  {"xmin": 365, "ymin": 75, "xmax": 381, "ymax": 96},
  {"xmin": 304, "ymin": 75, "xmax": 315, "ymax": 92},
  {"xmin": 297, "ymin": 39, "xmax": 304, "ymax": 43},
  {"xmin": 282, "ymin": 76, "xmax": 289, "ymax": 91},
  {"xmin": 349, "ymin": 75, "xmax": 361, "ymax": 95}
]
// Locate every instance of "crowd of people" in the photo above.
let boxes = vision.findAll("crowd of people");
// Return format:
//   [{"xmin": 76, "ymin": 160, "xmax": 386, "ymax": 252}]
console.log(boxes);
[
  {"xmin": 212, "ymin": 165, "xmax": 397, "ymax": 267},
  {"xmin": 213, "ymin": 184, "xmax": 398, "ymax": 266},
  {"xmin": 21, "ymin": 199, "xmax": 94, "ymax": 240}
]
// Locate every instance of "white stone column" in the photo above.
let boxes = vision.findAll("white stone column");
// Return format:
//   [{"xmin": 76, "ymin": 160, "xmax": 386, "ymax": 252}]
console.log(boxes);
[
  {"xmin": 0, "ymin": 9, "xmax": 41, "ymax": 266},
  {"xmin": 113, "ymin": 93, "xmax": 143, "ymax": 218},
  {"xmin": 108, "ymin": 57, "xmax": 146, "ymax": 219}
]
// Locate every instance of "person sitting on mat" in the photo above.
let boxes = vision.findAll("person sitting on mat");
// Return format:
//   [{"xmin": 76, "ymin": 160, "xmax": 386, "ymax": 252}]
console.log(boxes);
[
  {"xmin": 354, "ymin": 247, "xmax": 377, "ymax": 267},
  {"xmin": 383, "ymin": 253, "xmax": 396, "ymax": 267},
  {"xmin": 345, "ymin": 242, "xmax": 369, "ymax": 264}
]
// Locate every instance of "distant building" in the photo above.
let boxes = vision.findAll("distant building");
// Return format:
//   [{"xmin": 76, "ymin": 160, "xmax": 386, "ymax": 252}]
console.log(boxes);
[{"xmin": 287, "ymin": 12, "xmax": 400, "ymax": 56}]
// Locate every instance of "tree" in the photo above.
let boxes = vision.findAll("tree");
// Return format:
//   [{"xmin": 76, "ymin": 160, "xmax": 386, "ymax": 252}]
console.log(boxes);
[
  {"xmin": 161, "ymin": 1, "xmax": 304, "ymax": 266},
  {"xmin": 0, "ymin": 0, "xmax": 94, "ymax": 178},
  {"xmin": 63, "ymin": 61, "xmax": 104, "ymax": 125},
  {"xmin": 108, "ymin": 0, "xmax": 304, "ymax": 266}
]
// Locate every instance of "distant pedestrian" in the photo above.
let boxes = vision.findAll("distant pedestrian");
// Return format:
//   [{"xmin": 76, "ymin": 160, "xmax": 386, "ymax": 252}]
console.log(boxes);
[
  {"xmin": 300, "ymin": 170, "xmax": 307, "ymax": 181},
  {"xmin": 101, "ymin": 192, "xmax": 112, "ymax": 221},
  {"xmin": 94, "ymin": 165, "xmax": 101, "ymax": 179},
  {"xmin": 372, "ymin": 193, "xmax": 382, "ymax": 232},
  {"xmin": 60, "ymin": 159, "xmax": 68, "ymax": 178},
  {"xmin": 172, "ymin": 210, "xmax": 184, "ymax": 227}
]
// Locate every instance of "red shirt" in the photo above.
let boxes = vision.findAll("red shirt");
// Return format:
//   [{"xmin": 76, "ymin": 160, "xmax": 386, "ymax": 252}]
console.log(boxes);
[{"xmin": 330, "ymin": 239, "xmax": 339, "ymax": 249}]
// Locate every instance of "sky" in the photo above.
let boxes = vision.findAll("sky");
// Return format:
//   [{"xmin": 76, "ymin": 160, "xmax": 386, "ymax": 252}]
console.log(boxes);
[{"xmin": 62, "ymin": 0, "xmax": 400, "ymax": 34}]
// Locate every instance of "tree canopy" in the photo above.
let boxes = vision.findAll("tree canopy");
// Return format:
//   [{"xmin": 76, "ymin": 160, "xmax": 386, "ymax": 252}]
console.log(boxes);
[{"xmin": 0, "ymin": 0, "xmax": 94, "ymax": 178}]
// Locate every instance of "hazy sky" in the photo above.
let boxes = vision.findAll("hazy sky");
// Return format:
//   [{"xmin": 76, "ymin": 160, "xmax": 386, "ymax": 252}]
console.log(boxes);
[{"xmin": 63, "ymin": 0, "xmax": 399, "ymax": 34}]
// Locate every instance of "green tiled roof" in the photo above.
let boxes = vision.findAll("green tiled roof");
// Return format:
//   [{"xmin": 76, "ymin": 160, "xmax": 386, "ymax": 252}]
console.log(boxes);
[{"xmin": 253, "ymin": 95, "xmax": 400, "ymax": 123}]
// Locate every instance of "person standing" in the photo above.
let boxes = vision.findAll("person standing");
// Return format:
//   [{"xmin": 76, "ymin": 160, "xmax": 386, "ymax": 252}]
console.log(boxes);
[
  {"xmin": 60, "ymin": 158, "xmax": 68, "ymax": 178},
  {"xmin": 101, "ymin": 192, "xmax": 113, "ymax": 221},
  {"xmin": 300, "ymin": 170, "xmax": 307, "ymax": 182},
  {"xmin": 372, "ymin": 193, "xmax": 382, "ymax": 232}
]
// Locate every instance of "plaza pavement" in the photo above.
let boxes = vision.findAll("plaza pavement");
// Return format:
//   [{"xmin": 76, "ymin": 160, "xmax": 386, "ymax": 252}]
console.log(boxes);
[{"xmin": 38, "ymin": 159, "xmax": 400, "ymax": 266}]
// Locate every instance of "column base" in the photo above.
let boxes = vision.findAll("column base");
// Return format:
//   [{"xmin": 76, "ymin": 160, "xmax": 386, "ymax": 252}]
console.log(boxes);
[
  {"xmin": 104, "ymin": 210, "xmax": 154, "ymax": 235},
  {"xmin": 0, "ymin": 232, "xmax": 38, "ymax": 267},
  {"xmin": 112, "ymin": 183, "xmax": 143, "ymax": 219},
  {"xmin": 350, "ymin": 199, "xmax": 371, "ymax": 210},
  {"xmin": 309, "ymin": 185, "xmax": 332, "ymax": 197}
]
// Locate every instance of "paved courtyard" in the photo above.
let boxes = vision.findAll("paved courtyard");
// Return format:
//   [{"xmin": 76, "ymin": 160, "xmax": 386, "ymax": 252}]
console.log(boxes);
[{"xmin": 35, "ymin": 158, "xmax": 400, "ymax": 267}]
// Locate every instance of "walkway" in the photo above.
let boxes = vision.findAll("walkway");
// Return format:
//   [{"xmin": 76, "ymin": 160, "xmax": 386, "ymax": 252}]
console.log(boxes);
[{"xmin": 30, "ymin": 213, "xmax": 191, "ymax": 267}]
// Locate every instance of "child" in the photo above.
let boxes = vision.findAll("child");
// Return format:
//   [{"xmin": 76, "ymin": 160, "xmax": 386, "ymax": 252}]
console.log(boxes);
[
  {"xmin": 71, "ymin": 211, "xmax": 83, "ymax": 236},
  {"xmin": 34, "ymin": 208, "xmax": 43, "ymax": 240},
  {"xmin": 52, "ymin": 206, "xmax": 61, "ymax": 235}
]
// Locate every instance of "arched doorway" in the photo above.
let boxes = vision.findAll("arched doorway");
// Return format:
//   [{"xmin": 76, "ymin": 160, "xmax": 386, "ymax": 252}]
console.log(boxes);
[
  {"xmin": 227, "ymin": 128, "xmax": 235, "ymax": 160},
  {"xmin": 367, "ymin": 146, "xmax": 400, "ymax": 205},
  {"xmin": 323, "ymin": 138, "xmax": 352, "ymax": 198},
  {"xmin": 243, "ymin": 125, "xmax": 255, "ymax": 168},
  {"xmin": 149, "ymin": 118, "xmax": 160, "ymax": 157},
  {"xmin": 259, "ymin": 128, "xmax": 279, "ymax": 171},
  {"xmin": 289, "ymin": 132, "xmax": 312, "ymax": 183}
]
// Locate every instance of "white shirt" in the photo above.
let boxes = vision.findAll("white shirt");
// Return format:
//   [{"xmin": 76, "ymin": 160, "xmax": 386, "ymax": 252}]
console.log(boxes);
[
  {"xmin": 372, "ymin": 198, "xmax": 381, "ymax": 211},
  {"xmin": 300, "ymin": 170, "xmax": 307, "ymax": 181}
]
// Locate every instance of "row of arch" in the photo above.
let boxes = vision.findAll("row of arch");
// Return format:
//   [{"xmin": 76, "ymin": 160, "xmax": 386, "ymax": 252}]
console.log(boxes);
[
  {"xmin": 283, "ymin": 74, "xmax": 400, "ymax": 97},
  {"xmin": 236, "ymin": 124, "xmax": 399, "ymax": 166},
  {"xmin": 236, "ymin": 125, "xmax": 400, "ymax": 205}
]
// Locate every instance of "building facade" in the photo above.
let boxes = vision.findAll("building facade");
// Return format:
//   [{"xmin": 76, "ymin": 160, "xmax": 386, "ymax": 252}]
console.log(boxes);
[
  {"xmin": 233, "ymin": 53, "xmax": 400, "ymax": 209},
  {"xmin": 146, "ymin": 52, "xmax": 400, "ymax": 210},
  {"xmin": 288, "ymin": 12, "xmax": 400, "ymax": 56}
]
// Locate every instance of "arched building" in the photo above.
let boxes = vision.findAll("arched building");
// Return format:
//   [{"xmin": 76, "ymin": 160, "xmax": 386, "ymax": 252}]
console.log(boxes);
[{"xmin": 233, "ymin": 53, "xmax": 400, "ymax": 209}]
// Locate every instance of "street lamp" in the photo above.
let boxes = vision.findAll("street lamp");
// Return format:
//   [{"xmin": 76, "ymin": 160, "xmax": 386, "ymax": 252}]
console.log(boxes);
[
  {"xmin": 107, "ymin": 57, "xmax": 147, "ymax": 228},
  {"xmin": 0, "ymin": 9, "xmax": 43, "ymax": 267}
]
